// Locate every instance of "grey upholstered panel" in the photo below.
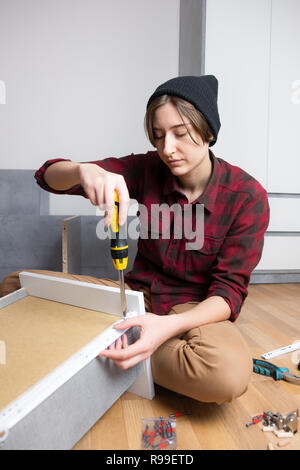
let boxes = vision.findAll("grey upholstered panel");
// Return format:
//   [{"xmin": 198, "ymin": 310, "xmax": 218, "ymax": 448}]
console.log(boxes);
[
  {"xmin": 0, "ymin": 170, "xmax": 48, "ymax": 215},
  {"xmin": 1, "ymin": 352, "xmax": 142, "ymax": 450},
  {"xmin": 0, "ymin": 170, "xmax": 63, "ymax": 282},
  {"xmin": 0, "ymin": 215, "xmax": 66, "ymax": 281}
]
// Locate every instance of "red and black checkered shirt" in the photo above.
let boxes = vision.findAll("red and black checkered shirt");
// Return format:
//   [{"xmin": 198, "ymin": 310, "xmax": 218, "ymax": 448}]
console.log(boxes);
[{"xmin": 35, "ymin": 150, "xmax": 269, "ymax": 321}]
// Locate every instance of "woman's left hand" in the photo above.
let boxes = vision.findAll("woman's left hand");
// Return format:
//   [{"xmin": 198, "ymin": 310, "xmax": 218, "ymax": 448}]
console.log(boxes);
[{"xmin": 98, "ymin": 313, "xmax": 174, "ymax": 370}]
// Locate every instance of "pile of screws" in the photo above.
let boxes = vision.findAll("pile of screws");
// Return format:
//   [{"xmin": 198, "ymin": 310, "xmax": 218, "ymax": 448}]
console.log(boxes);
[
  {"xmin": 245, "ymin": 409, "xmax": 299, "ymax": 449},
  {"xmin": 141, "ymin": 416, "xmax": 177, "ymax": 450},
  {"xmin": 262, "ymin": 409, "xmax": 299, "ymax": 435}
]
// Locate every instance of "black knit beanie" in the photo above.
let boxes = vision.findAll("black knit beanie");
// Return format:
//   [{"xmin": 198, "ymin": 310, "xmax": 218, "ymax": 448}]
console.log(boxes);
[{"xmin": 147, "ymin": 75, "xmax": 221, "ymax": 146}]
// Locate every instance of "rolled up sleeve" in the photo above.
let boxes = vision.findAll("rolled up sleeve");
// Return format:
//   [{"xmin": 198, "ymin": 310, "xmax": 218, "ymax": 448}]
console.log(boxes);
[
  {"xmin": 206, "ymin": 189, "xmax": 270, "ymax": 321},
  {"xmin": 34, "ymin": 158, "xmax": 75, "ymax": 194},
  {"xmin": 34, "ymin": 153, "xmax": 152, "ymax": 200}
]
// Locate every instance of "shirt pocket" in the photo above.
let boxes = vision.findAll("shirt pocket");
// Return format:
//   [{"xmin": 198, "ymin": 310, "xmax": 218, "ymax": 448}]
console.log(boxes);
[
  {"xmin": 137, "ymin": 212, "xmax": 168, "ymax": 264},
  {"xmin": 185, "ymin": 236, "xmax": 224, "ymax": 278}
]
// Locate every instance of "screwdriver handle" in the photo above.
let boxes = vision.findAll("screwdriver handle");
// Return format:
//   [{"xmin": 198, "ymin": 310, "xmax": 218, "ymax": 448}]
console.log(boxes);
[
  {"xmin": 252, "ymin": 358, "xmax": 289, "ymax": 381},
  {"xmin": 110, "ymin": 190, "xmax": 120, "ymax": 234},
  {"xmin": 110, "ymin": 190, "xmax": 128, "ymax": 271}
]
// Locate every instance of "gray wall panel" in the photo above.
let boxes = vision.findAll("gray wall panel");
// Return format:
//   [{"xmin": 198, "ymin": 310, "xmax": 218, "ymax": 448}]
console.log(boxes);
[
  {"xmin": 0, "ymin": 215, "xmax": 65, "ymax": 282},
  {"xmin": 0, "ymin": 170, "xmax": 42, "ymax": 215},
  {"xmin": 179, "ymin": 0, "xmax": 206, "ymax": 76}
]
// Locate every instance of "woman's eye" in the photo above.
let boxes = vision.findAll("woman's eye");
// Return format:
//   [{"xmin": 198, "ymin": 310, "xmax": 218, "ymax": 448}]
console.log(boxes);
[{"xmin": 153, "ymin": 132, "xmax": 187, "ymax": 140}]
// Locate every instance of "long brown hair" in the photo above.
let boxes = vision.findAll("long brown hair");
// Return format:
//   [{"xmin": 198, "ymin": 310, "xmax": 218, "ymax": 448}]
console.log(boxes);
[{"xmin": 144, "ymin": 95, "xmax": 214, "ymax": 147}]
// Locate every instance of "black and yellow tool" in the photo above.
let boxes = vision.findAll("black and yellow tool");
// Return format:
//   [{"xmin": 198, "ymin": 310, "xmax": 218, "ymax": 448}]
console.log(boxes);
[{"xmin": 110, "ymin": 190, "xmax": 128, "ymax": 317}]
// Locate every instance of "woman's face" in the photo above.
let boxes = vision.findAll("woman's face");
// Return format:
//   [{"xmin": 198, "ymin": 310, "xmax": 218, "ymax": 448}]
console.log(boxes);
[{"xmin": 152, "ymin": 101, "xmax": 210, "ymax": 179}]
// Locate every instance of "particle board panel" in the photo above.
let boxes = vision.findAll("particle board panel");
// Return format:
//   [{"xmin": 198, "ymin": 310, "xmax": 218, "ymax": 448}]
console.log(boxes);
[
  {"xmin": 0, "ymin": 295, "xmax": 119, "ymax": 411},
  {"xmin": 0, "ymin": 274, "xmax": 154, "ymax": 449}
]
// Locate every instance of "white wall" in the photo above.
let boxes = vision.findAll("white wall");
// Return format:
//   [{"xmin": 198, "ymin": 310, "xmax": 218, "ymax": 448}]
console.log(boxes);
[
  {"xmin": 205, "ymin": 0, "xmax": 300, "ymax": 197},
  {"xmin": 205, "ymin": 0, "xmax": 271, "ymax": 188},
  {"xmin": 0, "ymin": 0, "xmax": 180, "ymax": 174},
  {"xmin": 267, "ymin": 0, "xmax": 300, "ymax": 193},
  {"xmin": 204, "ymin": 0, "xmax": 300, "ymax": 273}
]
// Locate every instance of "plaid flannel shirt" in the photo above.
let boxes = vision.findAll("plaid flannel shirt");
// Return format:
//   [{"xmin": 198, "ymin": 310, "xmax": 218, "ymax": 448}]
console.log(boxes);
[{"xmin": 35, "ymin": 150, "xmax": 269, "ymax": 321}]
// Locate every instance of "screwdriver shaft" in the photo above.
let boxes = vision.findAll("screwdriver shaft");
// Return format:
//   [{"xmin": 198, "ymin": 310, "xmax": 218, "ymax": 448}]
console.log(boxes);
[{"xmin": 118, "ymin": 270, "xmax": 127, "ymax": 318}]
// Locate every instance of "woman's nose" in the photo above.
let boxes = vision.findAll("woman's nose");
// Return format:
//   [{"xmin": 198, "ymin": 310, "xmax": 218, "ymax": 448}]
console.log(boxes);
[{"xmin": 163, "ymin": 133, "xmax": 176, "ymax": 155}]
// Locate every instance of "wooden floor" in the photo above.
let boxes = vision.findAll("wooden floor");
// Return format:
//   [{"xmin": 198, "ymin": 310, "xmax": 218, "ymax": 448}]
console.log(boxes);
[{"xmin": 73, "ymin": 283, "xmax": 300, "ymax": 451}]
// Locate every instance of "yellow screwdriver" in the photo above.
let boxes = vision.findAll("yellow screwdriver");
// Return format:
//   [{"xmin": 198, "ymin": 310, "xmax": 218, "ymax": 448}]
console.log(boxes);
[{"xmin": 109, "ymin": 190, "xmax": 128, "ymax": 317}]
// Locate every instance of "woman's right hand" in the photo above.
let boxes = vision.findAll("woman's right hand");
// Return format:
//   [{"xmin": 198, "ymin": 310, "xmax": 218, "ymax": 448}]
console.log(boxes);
[{"xmin": 78, "ymin": 163, "xmax": 130, "ymax": 226}]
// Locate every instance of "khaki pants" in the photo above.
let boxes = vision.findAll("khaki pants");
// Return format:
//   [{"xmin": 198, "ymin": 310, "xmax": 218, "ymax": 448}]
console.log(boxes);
[{"xmin": 0, "ymin": 270, "xmax": 253, "ymax": 405}]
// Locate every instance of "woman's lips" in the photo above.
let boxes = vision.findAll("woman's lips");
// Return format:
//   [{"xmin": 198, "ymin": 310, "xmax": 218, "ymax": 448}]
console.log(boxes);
[{"xmin": 167, "ymin": 159, "xmax": 183, "ymax": 166}]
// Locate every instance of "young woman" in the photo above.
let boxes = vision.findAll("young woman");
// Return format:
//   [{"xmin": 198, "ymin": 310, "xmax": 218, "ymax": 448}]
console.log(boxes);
[{"xmin": 1, "ymin": 75, "xmax": 269, "ymax": 404}]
